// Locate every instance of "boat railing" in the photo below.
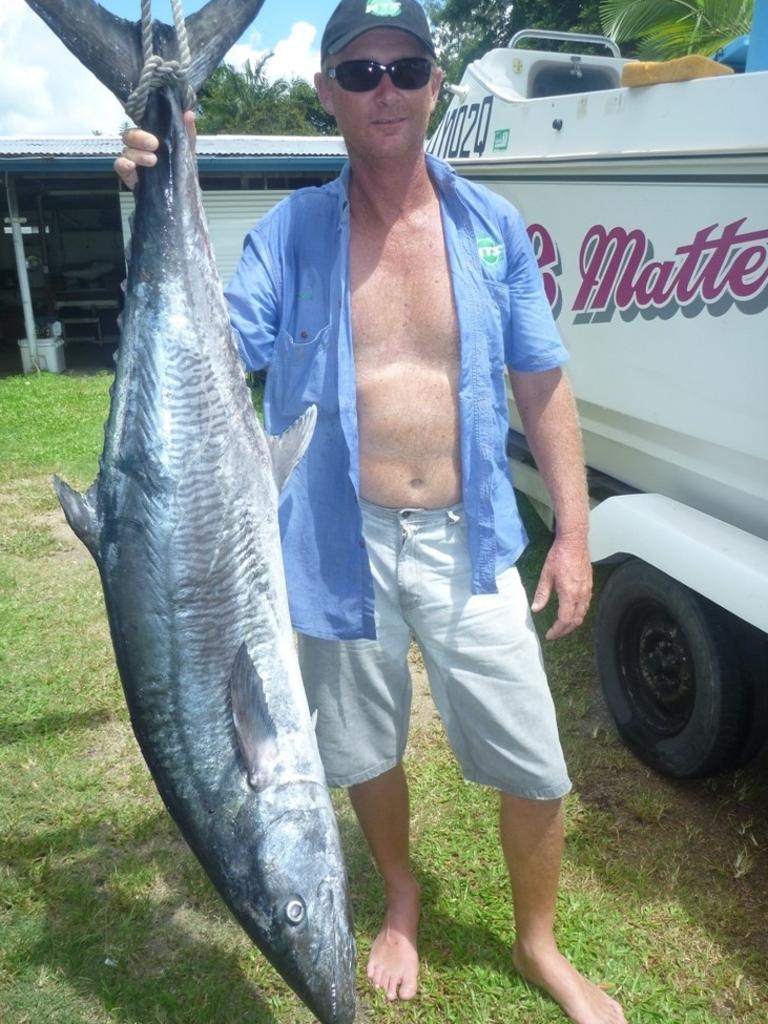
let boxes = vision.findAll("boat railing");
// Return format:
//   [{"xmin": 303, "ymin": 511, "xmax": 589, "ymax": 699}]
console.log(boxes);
[{"xmin": 508, "ymin": 30, "xmax": 623, "ymax": 58}]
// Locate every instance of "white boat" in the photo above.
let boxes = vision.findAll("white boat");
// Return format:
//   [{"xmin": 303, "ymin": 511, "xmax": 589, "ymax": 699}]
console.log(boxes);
[{"xmin": 430, "ymin": 13, "xmax": 768, "ymax": 778}]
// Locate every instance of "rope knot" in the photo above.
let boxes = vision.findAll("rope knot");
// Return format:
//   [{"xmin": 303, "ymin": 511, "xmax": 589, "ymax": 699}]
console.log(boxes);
[{"xmin": 124, "ymin": 0, "xmax": 196, "ymax": 123}]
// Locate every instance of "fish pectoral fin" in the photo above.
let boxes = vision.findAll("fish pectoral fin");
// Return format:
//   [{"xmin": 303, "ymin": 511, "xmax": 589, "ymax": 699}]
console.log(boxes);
[
  {"xmin": 266, "ymin": 405, "xmax": 317, "ymax": 493},
  {"xmin": 229, "ymin": 643, "xmax": 280, "ymax": 790},
  {"xmin": 53, "ymin": 475, "xmax": 100, "ymax": 561}
]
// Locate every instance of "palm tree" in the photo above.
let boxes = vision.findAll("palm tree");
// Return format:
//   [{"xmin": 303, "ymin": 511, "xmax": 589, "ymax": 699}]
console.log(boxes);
[
  {"xmin": 196, "ymin": 58, "xmax": 336, "ymax": 136},
  {"xmin": 600, "ymin": 0, "xmax": 754, "ymax": 59}
]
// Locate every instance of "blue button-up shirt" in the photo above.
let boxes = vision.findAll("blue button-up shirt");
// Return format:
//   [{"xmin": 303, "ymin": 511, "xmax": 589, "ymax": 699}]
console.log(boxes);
[{"xmin": 226, "ymin": 154, "xmax": 568, "ymax": 640}]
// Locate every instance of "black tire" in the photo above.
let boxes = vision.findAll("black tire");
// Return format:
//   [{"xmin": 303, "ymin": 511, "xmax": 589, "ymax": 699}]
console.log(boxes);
[
  {"xmin": 596, "ymin": 559, "xmax": 747, "ymax": 778},
  {"xmin": 730, "ymin": 617, "xmax": 768, "ymax": 768}
]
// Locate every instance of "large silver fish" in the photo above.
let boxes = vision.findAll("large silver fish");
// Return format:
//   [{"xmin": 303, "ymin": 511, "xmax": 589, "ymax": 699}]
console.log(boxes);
[{"xmin": 25, "ymin": 2, "xmax": 357, "ymax": 1020}]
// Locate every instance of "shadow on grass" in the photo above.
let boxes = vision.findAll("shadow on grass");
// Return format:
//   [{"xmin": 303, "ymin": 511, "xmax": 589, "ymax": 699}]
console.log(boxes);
[
  {"xmin": 567, "ymin": 736, "xmax": 768, "ymax": 965},
  {"xmin": 3, "ymin": 812, "xmax": 281, "ymax": 1024},
  {"xmin": 417, "ymin": 875, "xmax": 515, "ymax": 976},
  {"xmin": 0, "ymin": 707, "xmax": 114, "ymax": 745},
  {"xmin": 7, "ymin": 797, "xmax": 520, "ymax": 1024},
  {"xmin": 337, "ymin": 813, "xmax": 517, "ymax": 983}
]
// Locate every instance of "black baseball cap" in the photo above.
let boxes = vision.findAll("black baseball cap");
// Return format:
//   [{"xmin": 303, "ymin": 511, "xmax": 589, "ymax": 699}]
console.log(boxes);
[{"xmin": 321, "ymin": 0, "xmax": 436, "ymax": 61}]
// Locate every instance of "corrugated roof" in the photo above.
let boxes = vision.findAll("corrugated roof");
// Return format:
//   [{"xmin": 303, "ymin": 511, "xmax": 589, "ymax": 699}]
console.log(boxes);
[
  {"xmin": 197, "ymin": 135, "xmax": 347, "ymax": 157},
  {"xmin": 0, "ymin": 137, "xmax": 124, "ymax": 157},
  {"xmin": 0, "ymin": 135, "xmax": 347, "ymax": 158}
]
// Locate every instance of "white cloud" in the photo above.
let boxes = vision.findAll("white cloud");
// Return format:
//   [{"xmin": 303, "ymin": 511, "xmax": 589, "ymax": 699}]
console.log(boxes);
[
  {"xmin": 0, "ymin": 0, "xmax": 126, "ymax": 136},
  {"xmin": 225, "ymin": 22, "xmax": 321, "ymax": 85},
  {"xmin": 0, "ymin": 3, "xmax": 322, "ymax": 137}
]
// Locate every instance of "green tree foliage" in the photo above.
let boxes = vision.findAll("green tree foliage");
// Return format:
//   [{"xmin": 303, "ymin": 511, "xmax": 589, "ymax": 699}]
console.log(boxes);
[
  {"xmin": 599, "ymin": 0, "xmax": 753, "ymax": 59},
  {"xmin": 196, "ymin": 56, "xmax": 337, "ymax": 135}
]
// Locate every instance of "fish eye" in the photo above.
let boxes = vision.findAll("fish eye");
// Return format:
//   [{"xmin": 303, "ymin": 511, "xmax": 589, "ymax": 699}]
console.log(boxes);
[{"xmin": 284, "ymin": 897, "xmax": 306, "ymax": 926}]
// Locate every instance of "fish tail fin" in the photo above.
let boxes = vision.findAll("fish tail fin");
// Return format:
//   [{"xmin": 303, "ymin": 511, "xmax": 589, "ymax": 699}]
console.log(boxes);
[
  {"xmin": 184, "ymin": 0, "xmax": 269, "ymax": 94},
  {"xmin": 24, "ymin": 0, "xmax": 268, "ymax": 104},
  {"xmin": 53, "ymin": 475, "xmax": 101, "ymax": 561},
  {"xmin": 24, "ymin": 0, "xmax": 142, "ymax": 106}
]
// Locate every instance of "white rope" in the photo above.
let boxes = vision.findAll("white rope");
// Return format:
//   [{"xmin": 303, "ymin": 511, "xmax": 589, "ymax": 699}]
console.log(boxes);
[
  {"xmin": 125, "ymin": 0, "xmax": 196, "ymax": 123},
  {"xmin": 140, "ymin": 0, "xmax": 153, "ymax": 65},
  {"xmin": 171, "ymin": 0, "xmax": 192, "ymax": 69}
]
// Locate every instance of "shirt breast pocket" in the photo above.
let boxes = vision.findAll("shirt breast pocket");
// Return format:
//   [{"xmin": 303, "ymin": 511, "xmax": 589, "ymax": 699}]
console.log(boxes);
[{"xmin": 267, "ymin": 325, "xmax": 338, "ymax": 418}]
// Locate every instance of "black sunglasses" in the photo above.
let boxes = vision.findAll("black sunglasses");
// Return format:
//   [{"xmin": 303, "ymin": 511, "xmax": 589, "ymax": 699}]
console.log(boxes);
[{"xmin": 326, "ymin": 57, "xmax": 433, "ymax": 92}]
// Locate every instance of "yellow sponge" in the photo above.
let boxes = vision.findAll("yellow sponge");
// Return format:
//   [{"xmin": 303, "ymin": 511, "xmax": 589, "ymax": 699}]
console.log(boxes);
[{"xmin": 622, "ymin": 54, "xmax": 734, "ymax": 87}]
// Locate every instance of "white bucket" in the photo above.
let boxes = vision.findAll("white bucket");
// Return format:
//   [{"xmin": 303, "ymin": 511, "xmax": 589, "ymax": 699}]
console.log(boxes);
[{"xmin": 18, "ymin": 337, "xmax": 66, "ymax": 374}]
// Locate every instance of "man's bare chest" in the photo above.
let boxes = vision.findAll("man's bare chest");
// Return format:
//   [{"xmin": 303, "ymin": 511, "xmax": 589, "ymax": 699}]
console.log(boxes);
[{"xmin": 350, "ymin": 221, "xmax": 458, "ymax": 368}]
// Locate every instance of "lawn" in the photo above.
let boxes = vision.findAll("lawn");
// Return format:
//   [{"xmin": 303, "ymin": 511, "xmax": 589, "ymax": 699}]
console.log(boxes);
[{"xmin": 1, "ymin": 370, "xmax": 767, "ymax": 1024}]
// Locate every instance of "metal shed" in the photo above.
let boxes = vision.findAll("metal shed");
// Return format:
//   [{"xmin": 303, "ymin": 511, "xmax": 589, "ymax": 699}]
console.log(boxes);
[{"xmin": 0, "ymin": 134, "xmax": 347, "ymax": 374}]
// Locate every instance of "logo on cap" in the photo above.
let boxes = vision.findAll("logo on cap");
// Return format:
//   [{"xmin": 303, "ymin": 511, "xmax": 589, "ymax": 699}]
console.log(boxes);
[{"xmin": 366, "ymin": 0, "xmax": 403, "ymax": 15}]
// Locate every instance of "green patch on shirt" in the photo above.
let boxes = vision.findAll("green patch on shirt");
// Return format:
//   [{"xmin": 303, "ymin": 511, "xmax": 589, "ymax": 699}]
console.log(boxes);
[{"xmin": 477, "ymin": 235, "xmax": 505, "ymax": 267}]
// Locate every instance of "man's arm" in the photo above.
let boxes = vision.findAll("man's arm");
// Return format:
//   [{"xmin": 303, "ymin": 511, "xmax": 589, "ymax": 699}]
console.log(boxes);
[{"xmin": 508, "ymin": 366, "xmax": 592, "ymax": 640}]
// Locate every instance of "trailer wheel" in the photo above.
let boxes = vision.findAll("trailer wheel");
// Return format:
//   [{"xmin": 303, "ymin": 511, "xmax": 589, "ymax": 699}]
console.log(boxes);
[
  {"xmin": 731, "ymin": 619, "xmax": 768, "ymax": 767},
  {"xmin": 596, "ymin": 559, "xmax": 746, "ymax": 778}
]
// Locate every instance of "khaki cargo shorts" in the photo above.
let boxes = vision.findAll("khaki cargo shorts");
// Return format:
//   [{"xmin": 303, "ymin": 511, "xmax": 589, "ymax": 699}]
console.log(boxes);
[{"xmin": 298, "ymin": 500, "xmax": 571, "ymax": 799}]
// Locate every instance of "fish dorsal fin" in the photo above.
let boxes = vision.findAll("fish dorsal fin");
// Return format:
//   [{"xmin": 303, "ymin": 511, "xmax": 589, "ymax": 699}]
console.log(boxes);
[
  {"xmin": 229, "ymin": 643, "xmax": 279, "ymax": 790},
  {"xmin": 266, "ymin": 405, "xmax": 317, "ymax": 493},
  {"xmin": 53, "ymin": 475, "xmax": 100, "ymax": 561}
]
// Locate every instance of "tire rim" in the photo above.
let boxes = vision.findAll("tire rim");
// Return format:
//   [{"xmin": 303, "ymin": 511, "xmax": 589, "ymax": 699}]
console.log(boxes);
[{"xmin": 617, "ymin": 601, "xmax": 695, "ymax": 735}]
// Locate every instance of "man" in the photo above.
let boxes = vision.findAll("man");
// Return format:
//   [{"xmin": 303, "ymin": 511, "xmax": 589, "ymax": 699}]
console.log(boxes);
[{"xmin": 117, "ymin": 2, "xmax": 625, "ymax": 1022}]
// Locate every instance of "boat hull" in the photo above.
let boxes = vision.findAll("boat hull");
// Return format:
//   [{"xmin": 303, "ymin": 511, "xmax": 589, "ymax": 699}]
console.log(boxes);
[{"xmin": 432, "ymin": 59, "xmax": 768, "ymax": 541}]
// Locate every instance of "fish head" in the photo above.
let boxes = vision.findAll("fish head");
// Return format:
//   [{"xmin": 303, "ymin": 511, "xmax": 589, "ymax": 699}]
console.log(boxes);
[{"xmin": 233, "ymin": 783, "xmax": 357, "ymax": 1024}]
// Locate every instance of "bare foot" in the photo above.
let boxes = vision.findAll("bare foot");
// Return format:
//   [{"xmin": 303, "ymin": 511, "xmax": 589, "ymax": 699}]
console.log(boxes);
[
  {"xmin": 512, "ymin": 941, "xmax": 626, "ymax": 1024},
  {"xmin": 367, "ymin": 879, "xmax": 421, "ymax": 1001}
]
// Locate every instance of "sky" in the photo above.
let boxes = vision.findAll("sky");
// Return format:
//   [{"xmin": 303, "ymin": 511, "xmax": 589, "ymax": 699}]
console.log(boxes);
[{"xmin": 0, "ymin": 0, "xmax": 341, "ymax": 136}]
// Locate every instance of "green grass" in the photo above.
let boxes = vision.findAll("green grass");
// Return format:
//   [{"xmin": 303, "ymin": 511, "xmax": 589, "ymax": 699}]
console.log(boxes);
[{"xmin": 1, "ymin": 371, "xmax": 767, "ymax": 1023}]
